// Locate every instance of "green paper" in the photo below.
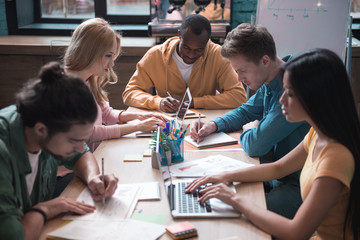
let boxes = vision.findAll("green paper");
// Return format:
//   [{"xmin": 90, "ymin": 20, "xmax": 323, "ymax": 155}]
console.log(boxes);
[{"xmin": 131, "ymin": 213, "xmax": 168, "ymax": 225}]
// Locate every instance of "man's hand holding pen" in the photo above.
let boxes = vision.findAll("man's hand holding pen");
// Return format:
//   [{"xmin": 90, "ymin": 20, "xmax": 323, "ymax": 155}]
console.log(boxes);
[
  {"xmin": 190, "ymin": 120, "xmax": 218, "ymax": 143},
  {"xmin": 160, "ymin": 97, "xmax": 180, "ymax": 113},
  {"xmin": 87, "ymin": 172, "xmax": 119, "ymax": 203},
  {"xmin": 160, "ymin": 91, "xmax": 182, "ymax": 113}
]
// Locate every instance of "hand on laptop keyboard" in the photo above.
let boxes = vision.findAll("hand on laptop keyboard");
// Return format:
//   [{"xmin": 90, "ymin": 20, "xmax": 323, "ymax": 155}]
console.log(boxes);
[
  {"xmin": 183, "ymin": 183, "xmax": 212, "ymax": 213},
  {"xmin": 194, "ymin": 183, "xmax": 237, "ymax": 208},
  {"xmin": 184, "ymin": 175, "xmax": 227, "ymax": 194},
  {"xmin": 187, "ymin": 183, "xmax": 211, "ymax": 196}
]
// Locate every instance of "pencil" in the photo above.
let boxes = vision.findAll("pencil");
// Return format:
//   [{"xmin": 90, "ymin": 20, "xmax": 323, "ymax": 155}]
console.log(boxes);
[
  {"xmin": 101, "ymin": 157, "xmax": 105, "ymax": 206},
  {"xmin": 197, "ymin": 114, "xmax": 201, "ymax": 145}
]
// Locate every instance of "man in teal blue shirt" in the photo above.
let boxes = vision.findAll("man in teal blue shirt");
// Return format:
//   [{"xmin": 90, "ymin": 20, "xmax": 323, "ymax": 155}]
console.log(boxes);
[
  {"xmin": 189, "ymin": 23, "xmax": 310, "ymax": 219},
  {"xmin": 0, "ymin": 62, "xmax": 119, "ymax": 240}
]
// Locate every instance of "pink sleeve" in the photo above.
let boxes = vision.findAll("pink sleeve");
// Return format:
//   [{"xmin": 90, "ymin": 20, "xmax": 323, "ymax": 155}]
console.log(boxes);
[
  {"xmin": 86, "ymin": 101, "xmax": 124, "ymax": 152},
  {"xmin": 86, "ymin": 124, "xmax": 122, "ymax": 152},
  {"xmin": 88, "ymin": 124, "xmax": 122, "ymax": 143},
  {"xmin": 101, "ymin": 101, "xmax": 125, "ymax": 125}
]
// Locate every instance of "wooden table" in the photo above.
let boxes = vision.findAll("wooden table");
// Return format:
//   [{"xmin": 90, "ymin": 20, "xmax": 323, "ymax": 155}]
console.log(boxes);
[{"xmin": 41, "ymin": 108, "xmax": 271, "ymax": 240}]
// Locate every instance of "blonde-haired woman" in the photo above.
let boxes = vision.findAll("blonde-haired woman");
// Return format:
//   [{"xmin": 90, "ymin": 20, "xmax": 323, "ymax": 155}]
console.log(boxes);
[{"xmin": 64, "ymin": 18, "xmax": 167, "ymax": 152}]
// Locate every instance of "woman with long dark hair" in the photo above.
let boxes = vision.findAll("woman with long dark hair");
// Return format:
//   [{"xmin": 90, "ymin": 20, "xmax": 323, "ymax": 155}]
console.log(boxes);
[{"xmin": 186, "ymin": 48, "xmax": 359, "ymax": 240}]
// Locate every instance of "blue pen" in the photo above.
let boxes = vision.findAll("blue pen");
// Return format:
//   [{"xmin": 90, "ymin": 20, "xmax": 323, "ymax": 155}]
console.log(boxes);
[
  {"xmin": 161, "ymin": 122, "xmax": 170, "ymax": 135},
  {"xmin": 163, "ymin": 127, "xmax": 168, "ymax": 135}
]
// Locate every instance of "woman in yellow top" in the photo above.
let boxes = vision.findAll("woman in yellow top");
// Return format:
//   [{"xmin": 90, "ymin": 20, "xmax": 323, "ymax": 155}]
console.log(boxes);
[{"xmin": 186, "ymin": 48, "xmax": 359, "ymax": 240}]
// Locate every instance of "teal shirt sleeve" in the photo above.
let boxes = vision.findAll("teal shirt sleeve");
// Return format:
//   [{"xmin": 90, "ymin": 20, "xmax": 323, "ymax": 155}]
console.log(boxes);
[
  {"xmin": 59, "ymin": 143, "xmax": 90, "ymax": 169},
  {"xmin": 239, "ymin": 100, "xmax": 306, "ymax": 157},
  {"xmin": 213, "ymin": 70, "xmax": 309, "ymax": 160},
  {"xmin": 213, "ymin": 87, "xmax": 265, "ymax": 132}
]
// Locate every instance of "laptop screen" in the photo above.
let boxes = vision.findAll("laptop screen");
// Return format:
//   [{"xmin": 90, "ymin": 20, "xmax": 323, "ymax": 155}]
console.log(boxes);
[
  {"xmin": 153, "ymin": 129, "xmax": 174, "ymax": 209},
  {"xmin": 175, "ymin": 87, "xmax": 192, "ymax": 125}
]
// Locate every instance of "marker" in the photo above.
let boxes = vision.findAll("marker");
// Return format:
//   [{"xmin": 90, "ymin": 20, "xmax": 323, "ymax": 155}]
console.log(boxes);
[
  {"xmin": 184, "ymin": 123, "xmax": 190, "ymax": 132},
  {"xmin": 171, "ymin": 128, "xmax": 176, "ymax": 139}
]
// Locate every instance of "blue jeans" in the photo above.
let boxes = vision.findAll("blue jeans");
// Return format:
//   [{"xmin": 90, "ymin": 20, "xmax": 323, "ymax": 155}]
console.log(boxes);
[{"xmin": 264, "ymin": 171, "xmax": 302, "ymax": 219}]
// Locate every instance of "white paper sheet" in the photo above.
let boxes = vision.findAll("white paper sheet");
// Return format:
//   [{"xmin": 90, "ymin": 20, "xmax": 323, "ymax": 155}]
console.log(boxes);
[
  {"xmin": 63, "ymin": 184, "xmax": 141, "ymax": 221},
  {"xmin": 169, "ymin": 155, "xmax": 254, "ymax": 177},
  {"xmin": 137, "ymin": 182, "xmax": 160, "ymax": 200},
  {"xmin": 48, "ymin": 219, "xmax": 165, "ymax": 240}
]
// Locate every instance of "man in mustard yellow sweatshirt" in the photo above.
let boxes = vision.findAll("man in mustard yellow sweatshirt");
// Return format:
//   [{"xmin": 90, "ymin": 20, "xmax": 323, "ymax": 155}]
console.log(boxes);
[{"xmin": 122, "ymin": 14, "xmax": 247, "ymax": 112}]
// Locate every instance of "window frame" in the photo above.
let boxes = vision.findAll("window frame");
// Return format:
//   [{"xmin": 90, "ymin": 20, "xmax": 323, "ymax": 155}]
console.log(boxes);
[{"xmin": 5, "ymin": 0, "xmax": 151, "ymax": 36}]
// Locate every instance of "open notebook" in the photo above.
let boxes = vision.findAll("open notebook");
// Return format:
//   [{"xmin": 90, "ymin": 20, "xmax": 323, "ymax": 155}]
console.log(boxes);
[{"xmin": 184, "ymin": 132, "xmax": 238, "ymax": 149}]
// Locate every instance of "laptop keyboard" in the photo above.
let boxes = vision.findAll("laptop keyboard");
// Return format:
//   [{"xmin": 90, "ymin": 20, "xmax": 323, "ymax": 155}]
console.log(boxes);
[{"xmin": 177, "ymin": 182, "xmax": 212, "ymax": 214}]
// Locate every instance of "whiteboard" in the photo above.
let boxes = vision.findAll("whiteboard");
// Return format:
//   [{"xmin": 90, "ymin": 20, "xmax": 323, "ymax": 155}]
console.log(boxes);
[{"xmin": 256, "ymin": 0, "xmax": 351, "ymax": 61}]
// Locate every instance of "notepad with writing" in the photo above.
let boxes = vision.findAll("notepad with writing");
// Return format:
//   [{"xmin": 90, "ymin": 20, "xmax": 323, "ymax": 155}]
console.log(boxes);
[
  {"xmin": 184, "ymin": 132, "xmax": 238, "ymax": 149},
  {"xmin": 166, "ymin": 221, "xmax": 198, "ymax": 240}
]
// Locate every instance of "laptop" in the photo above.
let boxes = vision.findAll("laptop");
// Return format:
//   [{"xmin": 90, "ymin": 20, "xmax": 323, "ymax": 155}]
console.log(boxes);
[
  {"xmin": 153, "ymin": 133, "xmax": 241, "ymax": 218},
  {"xmin": 162, "ymin": 87, "xmax": 195, "ymax": 119},
  {"xmin": 173, "ymin": 87, "xmax": 192, "ymax": 130}
]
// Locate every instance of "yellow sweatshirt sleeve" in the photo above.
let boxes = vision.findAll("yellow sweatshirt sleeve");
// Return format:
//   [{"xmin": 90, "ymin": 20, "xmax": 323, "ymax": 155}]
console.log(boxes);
[{"xmin": 122, "ymin": 47, "xmax": 164, "ymax": 110}]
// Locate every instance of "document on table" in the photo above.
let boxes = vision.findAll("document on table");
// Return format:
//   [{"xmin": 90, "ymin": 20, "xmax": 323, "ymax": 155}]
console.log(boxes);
[
  {"xmin": 63, "ymin": 183, "xmax": 141, "ymax": 221},
  {"xmin": 169, "ymin": 155, "xmax": 254, "ymax": 177},
  {"xmin": 48, "ymin": 219, "xmax": 165, "ymax": 240}
]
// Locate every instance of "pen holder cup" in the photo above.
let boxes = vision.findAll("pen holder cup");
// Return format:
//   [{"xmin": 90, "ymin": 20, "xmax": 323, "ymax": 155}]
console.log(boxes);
[
  {"xmin": 169, "ymin": 138, "xmax": 184, "ymax": 163},
  {"xmin": 159, "ymin": 144, "xmax": 172, "ymax": 166}
]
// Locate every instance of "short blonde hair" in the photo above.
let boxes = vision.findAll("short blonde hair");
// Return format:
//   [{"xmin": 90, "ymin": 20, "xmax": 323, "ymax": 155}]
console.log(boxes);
[{"xmin": 64, "ymin": 18, "xmax": 121, "ymax": 104}]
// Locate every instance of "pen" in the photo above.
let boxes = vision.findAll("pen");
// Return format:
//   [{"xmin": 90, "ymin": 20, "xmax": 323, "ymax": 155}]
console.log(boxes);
[
  {"xmin": 166, "ymin": 91, "xmax": 173, "ymax": 98},
  {"xmin": 101, "ymin": 157, "xmax": 105, "ymax": 206},
  {"xmin": 180, "ymin": 124, "xmax": 190, "ymax": 138},
  {"xmin": 197, "ymin": 114, "xmax": 201, "ymax": 144}
]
